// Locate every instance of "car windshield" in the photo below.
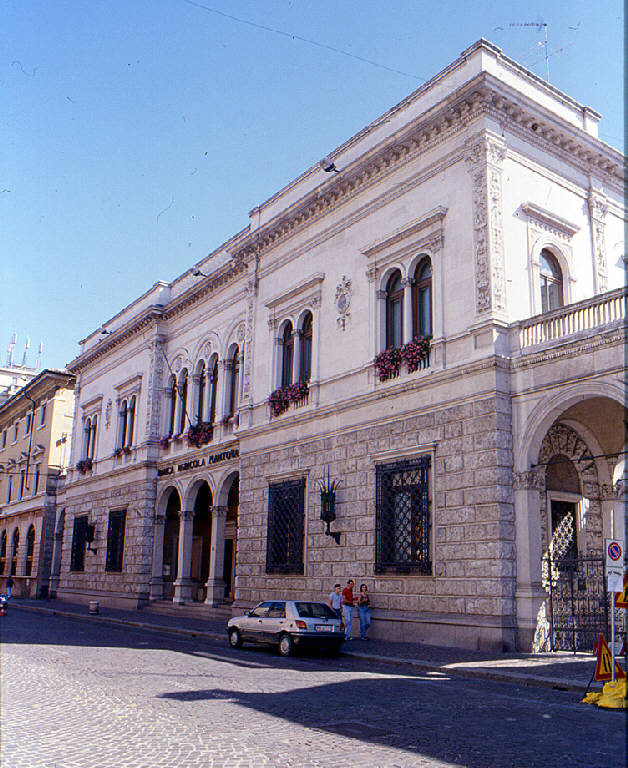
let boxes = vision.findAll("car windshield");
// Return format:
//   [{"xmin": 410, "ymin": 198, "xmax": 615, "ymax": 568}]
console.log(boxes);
[{"xmin": 295, "ymin": 602, "xmax": 337, "ymax": 619}]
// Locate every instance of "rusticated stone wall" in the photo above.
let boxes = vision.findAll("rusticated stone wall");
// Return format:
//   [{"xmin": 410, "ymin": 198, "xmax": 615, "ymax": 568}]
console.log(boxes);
[
  {"xmin": 57, "ymin": 469, "xmax": 157, "ymax": 608},
  {"xmin": 236, "ymin": 393, "xmax": 516, "ymax": 650}
]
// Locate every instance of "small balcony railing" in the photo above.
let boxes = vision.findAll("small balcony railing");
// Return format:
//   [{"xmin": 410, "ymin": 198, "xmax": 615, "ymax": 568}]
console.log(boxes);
[{"xmin": 515, "ymin": 287, "xmax": 626, "ymax": 352}]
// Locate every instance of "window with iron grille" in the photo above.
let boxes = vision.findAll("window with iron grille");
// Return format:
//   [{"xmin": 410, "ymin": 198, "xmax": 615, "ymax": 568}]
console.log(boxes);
[
  {"xmin": 70, "ymin": 515, "xmax": 88, "ymax": 572},
  {"xmin": 376, "ymin": 455, "xmax": 431, "ymax": 574},
  {"xmin": 266, "ymin": 478, "xmax": 305, "ymax": 574},
  {"xmin": 105, "ymin": 509, "xmax": 126, "ymax": 572}
]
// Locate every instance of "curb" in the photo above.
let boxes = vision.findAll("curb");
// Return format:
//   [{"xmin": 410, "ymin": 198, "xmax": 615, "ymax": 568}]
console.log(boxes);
[{"xmin": 9, "ymin": 603, "xmax": 588, "ymax": 694}]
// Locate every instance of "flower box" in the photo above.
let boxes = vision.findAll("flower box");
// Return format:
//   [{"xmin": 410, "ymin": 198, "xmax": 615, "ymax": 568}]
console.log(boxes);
[
  {"xmin": 269, "ymin": 379, "xmax": 309, "ymax": 417},
  {"xmin": 374, "ymin": 337, "xmax": 430, "ymax": 381},
  {"xmin": 187, "ymin": 421, "xmax": 213, "ymax": 448},
  {"xmin": 76, "ymin": 458, "xmax": 93, "ymax": 474}
]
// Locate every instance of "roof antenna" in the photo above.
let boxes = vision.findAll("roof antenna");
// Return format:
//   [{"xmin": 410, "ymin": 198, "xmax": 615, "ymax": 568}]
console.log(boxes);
[
  {"xmin": 509, "ymin": 20, "xmax": 549, "ymax": 81},
  {"xmin": 21, "ymin": 336, "xmax": 30, "ymax": 367}
]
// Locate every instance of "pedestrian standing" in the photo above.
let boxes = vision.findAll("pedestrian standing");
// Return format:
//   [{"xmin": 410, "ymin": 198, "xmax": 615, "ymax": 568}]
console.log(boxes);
[
  {"xmin": 6, "ymin": 577, "xmax": 14, "ymax": 599},
  {"xmin": 328, "ymin": 583, "xmax": 342, "ymax": 619},
  {"xmin": 341, "ymin": 579, "xmax": 355, "ymax": 640},
  {"xmin": 357, "ymin": 583, "xmax": 371, "ymax": 640}
]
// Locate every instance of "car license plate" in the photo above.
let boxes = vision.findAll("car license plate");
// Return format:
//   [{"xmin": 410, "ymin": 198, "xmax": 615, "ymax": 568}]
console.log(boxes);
[{"xmin": 315, "ymin": 624, "xmax": 333, "ymax": 632}]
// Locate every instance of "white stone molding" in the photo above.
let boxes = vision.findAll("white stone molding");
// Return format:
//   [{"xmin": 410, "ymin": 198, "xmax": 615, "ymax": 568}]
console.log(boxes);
[
  {"xmin": 465, "ymin": 132, "xmax": 507, "ymax": 316},
  {"xmin": 520, "ymin": 202, "xmax": 579, "ymax": 241},
  {"xmin": 264, "ymin": 273, "xmax": 325, "ymax": 327}
]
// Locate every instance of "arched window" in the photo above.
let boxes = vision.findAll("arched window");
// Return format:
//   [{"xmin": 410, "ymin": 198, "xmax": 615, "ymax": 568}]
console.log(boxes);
[
  {"xmin": 167, "ymin": 375, "xmax": 177, "ymax": 437},
  {"xmin": 83, "ymin": 416, "xmax": 98, "ymax": 459},
  {"xmin": 118, "ymin": 400, "xmax": 128, "ymax": 448},
  {"xmin": 229, "ymin": 347, "xmax": 240, "ymax": 417},
  {"xmin": 24, "ymin": 525, "xmax": 35, "ymax": 576},
  {"xmin": 385, "ymin": 270, "xmax": 404, "ymax": 349},
  {"xmin": 208, "ymin": 358, "xmax": 218, "ymax": 427},
  {"xmin": 0, "ymin": 531, "xmax": 6, "ymax": 574},
  {"xmin": 412, "ymin": 258, "xmax": 432, "ymax": 338},
  {"xmin": 10, "ymin": 528, "xmax": 19, "ymax": 575},
  {"xmin": 540, "ymin": 249, "xmax": 563, "ymax": 313},
  {"xmin": 6, "ymin": 475, "xmax": 12, "ymax": 504},
  {"xmin": 281, "ymin": 323, "xmax": 294, "ymax": 388},
  {"xmin": 299, "ymin": 312, "xmax": 313, "ymax": 382},
  {"xmin": 178, "ymin": 370, "xmax": 188, "ymax": 434},
  {"xmin": 127, "ymin": 396, "xmax": 136, "ymax": 446},
  {"xmin": 196, "ymin": 362, "xmax": 206, "ymax": 424}
]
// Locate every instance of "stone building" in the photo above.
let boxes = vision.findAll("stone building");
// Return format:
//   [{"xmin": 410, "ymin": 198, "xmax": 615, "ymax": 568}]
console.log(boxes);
[
  {"xmin": 57, "ymin": 40, "xmax": 626, "ymax": 651},
  {"xmin": 0, "ymin": 369, "xmax": 75, "ymax": 598}
]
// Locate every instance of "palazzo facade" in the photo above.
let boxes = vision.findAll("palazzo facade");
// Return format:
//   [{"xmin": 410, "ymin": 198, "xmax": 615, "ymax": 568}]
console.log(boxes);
[{"xmin": 56, "ymin": 40, "xmax": 626, "ymax": 651}]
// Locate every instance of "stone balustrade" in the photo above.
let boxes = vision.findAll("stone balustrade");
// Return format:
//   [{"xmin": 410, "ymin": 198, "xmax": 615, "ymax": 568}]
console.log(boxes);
[{"xmin": 514, "ymin": 287, "xmax": 626, "ymax": 353}]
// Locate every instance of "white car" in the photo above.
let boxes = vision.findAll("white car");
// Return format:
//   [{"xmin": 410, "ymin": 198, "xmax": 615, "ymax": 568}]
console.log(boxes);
[{"xmin": 227, "ymin": 600, "xmax": 344, "ymax": 657}]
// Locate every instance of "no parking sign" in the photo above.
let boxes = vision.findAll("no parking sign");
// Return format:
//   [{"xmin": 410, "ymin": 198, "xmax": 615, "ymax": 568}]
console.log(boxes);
[{"xmin": 605, "ymin": 539, "xmax": 624, "ymax": 593}]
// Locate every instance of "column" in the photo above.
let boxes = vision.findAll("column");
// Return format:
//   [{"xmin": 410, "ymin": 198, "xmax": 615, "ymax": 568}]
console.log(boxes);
[
  {"xmin": 402, "ymin": 278, "xmax": 413, "ymax": 343},
  {"xmin": 375, "ymin": 289, "xmax": 386, "ymax": 354},
  {"xmin": 293, "ymin": 330, "xmax": 302, "ymax": 383},
  {"xmin": 513, "ymin": 470, "xmax": 546, "ymax": 651},
  {"xmin": 205, "ymin": 505, "xmax": 228, "ymax": 606},
  {"xmin": 149, "ymin": 513, "xmax": 166, "ymax": 601},
  {"xmin": 173, "ymin": 510, "xmax": 195, "ymax": 605},
  {"xmin": 310, "ymin": 300, "xmax": 321, "ymax": 405}
]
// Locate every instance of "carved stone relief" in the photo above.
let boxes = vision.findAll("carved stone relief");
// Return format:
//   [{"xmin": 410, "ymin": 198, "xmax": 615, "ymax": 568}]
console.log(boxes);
[
  {"xmin": 465, "ymin": 134, "xmax": 507, "ymax": 315},
  {"xmin": 588, "ymin": 190, "xmax": 609, "ymax": 294},
  {"xmin": 335, "ymin": 276, "xmax": 352, "ymax": 331}
]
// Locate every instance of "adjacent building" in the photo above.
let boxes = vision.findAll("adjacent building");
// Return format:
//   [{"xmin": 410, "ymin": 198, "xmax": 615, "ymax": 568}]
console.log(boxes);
[
  {"xmin": 0, "ymin": 370, "xmax": 75, "ymax": 598},
  {"xmin": 56, "ymin": 40, "xmax": 626, "ymax": 651}
]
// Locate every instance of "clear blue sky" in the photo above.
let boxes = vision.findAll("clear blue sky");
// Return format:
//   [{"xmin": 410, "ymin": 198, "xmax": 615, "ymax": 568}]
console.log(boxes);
[{"xmin": 2, "ymin": 0, "xmax": 623, "ymax": 370}]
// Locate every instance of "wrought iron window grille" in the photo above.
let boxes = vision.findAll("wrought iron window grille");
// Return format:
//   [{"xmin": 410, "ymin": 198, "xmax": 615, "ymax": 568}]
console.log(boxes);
[
  {"xmin": 375, "ymin": 455, "xmax": 432, "ymax": 574},
  {"xmin": 266, "ymin": 478, "xmax": 305, "ymax": 574}
]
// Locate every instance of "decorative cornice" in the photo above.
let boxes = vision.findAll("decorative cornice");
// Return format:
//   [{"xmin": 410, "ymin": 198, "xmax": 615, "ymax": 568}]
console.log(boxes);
[
  {"xmin": 226, "ymin": 72, "xmax": 624, "ymax": 273},
  {"xmin": 520, "ymin": 202, "xmax": 580, "ymax": 240},
  {"xmin": 361, "ymin": 207, "xmax": 447, "ymax": 260},
  {"xmin": 264, "ymin": 273, "xmax": 325, "ymax": 310}
]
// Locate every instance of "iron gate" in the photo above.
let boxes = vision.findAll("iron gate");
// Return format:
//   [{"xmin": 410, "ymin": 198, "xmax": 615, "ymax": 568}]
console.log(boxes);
[{"xmin": 544, "ymin": 554, "xmax": 609, "ymax": 652}]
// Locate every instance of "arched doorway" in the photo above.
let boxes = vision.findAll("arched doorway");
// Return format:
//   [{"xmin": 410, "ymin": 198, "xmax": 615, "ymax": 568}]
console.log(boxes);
[
  {"xmin": 224, "ymin": 476, "xmax": 239, "ymax": 601},
  {"xmin": 191, "ymin": 482, "xmax": 212, "ymax": 602},
  {"xmin": 162, "ymin": 489, "xmax": 181, "ymax": 600}
]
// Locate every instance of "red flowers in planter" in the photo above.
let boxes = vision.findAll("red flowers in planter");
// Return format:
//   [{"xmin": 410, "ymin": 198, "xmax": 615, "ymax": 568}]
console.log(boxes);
[
  {"xmin": 187, "ymin": 421, "xmax": 213, "ymax": 448},
  {"xmin": 374, "ymin": 347, "xmax": 402, "ymax": 381},
  {"xmin": 269, "ymin": 379, "xmax": 309, "ymax": 417},
  {"xmin": 76, "ymin": 458, "xmax": 93, "ymax": 474},
  {"xmin": 374, "ymin": 337, "xmax": 430, "ymax": 381},
  {"xmin": 401, "ymin": 336, "xmax": 431, "ymax": 373}
]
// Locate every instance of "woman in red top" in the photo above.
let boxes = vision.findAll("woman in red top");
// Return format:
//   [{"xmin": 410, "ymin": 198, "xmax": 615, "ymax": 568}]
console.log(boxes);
[{"xmin": 341, "ymin": 579, "xmax": 355, "ymax": 640}]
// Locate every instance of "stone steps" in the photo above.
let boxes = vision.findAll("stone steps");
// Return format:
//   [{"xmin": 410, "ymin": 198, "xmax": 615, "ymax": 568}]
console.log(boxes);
[{"xmin": 144, "ymin": 601, "xmax": 233, "ymax": 622}]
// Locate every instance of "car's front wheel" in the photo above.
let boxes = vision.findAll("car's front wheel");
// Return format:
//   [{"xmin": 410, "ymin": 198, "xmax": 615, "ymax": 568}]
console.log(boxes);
[
  {"xmin": 228, "ymin": 628, "xmax": 243, "ymax": 649},
  {"xmin": 278, "ymin": 634, "xmax": 294, "ymax": 657}
]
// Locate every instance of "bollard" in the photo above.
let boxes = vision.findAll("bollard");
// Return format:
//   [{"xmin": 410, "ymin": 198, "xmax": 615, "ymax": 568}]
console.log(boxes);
[{"xmin": 88, "ymin": 600, "xmax": 99, "ymax": 615}]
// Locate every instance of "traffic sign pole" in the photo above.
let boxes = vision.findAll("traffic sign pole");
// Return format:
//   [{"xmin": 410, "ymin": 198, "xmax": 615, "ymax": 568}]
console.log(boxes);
[{"xmin": 605, "ymin": 538, "xmax": 625, "ymax": 683}]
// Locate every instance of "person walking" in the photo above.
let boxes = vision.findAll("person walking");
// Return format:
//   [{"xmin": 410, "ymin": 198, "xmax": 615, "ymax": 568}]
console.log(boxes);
[
  {"xmin": 357, "ymin": 583, "xmax": 371, "ymax": 640},
  {"xmin": 341, "ymin": 579, "xmax": 355, "ymax": 640},
  {"xmin": 6, "ymin": 577, "xmax": 14, "ymax": 599},
  {"xmin": 328, "ymin": 583, "xmax": 342, "ymax": 619}
]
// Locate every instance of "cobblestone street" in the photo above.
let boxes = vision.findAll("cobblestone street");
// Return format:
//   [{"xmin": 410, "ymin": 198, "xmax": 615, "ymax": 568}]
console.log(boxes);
[{"xmin": 1, "ymin": 611, "xmax": 624, "ymax": 768}]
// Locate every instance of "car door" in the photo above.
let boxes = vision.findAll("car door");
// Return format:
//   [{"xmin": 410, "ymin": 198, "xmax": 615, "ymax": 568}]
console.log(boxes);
[
  {"xmin": 241, "ymin": 602, "xmax": 271, "ymax": 642},
  {"xmin": 260, "ymin": 601, "xmax": 287, "ymax": 644}
]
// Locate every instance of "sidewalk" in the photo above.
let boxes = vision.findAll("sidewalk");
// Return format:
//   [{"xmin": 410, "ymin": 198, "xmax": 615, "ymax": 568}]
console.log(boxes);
[{"xmin": 5, "ymin": 597, "xmax": 613, "ymax": 694}]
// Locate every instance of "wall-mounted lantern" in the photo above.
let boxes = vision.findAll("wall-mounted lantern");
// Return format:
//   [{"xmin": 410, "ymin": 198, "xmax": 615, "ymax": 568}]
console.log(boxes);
[
  {"xmin": 85, "ymin": 523, "xmax": 97, "ymax": 555},
  {"xmin": 317, "ymin": 469, "xmax": 341, "ymax": 545}
]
